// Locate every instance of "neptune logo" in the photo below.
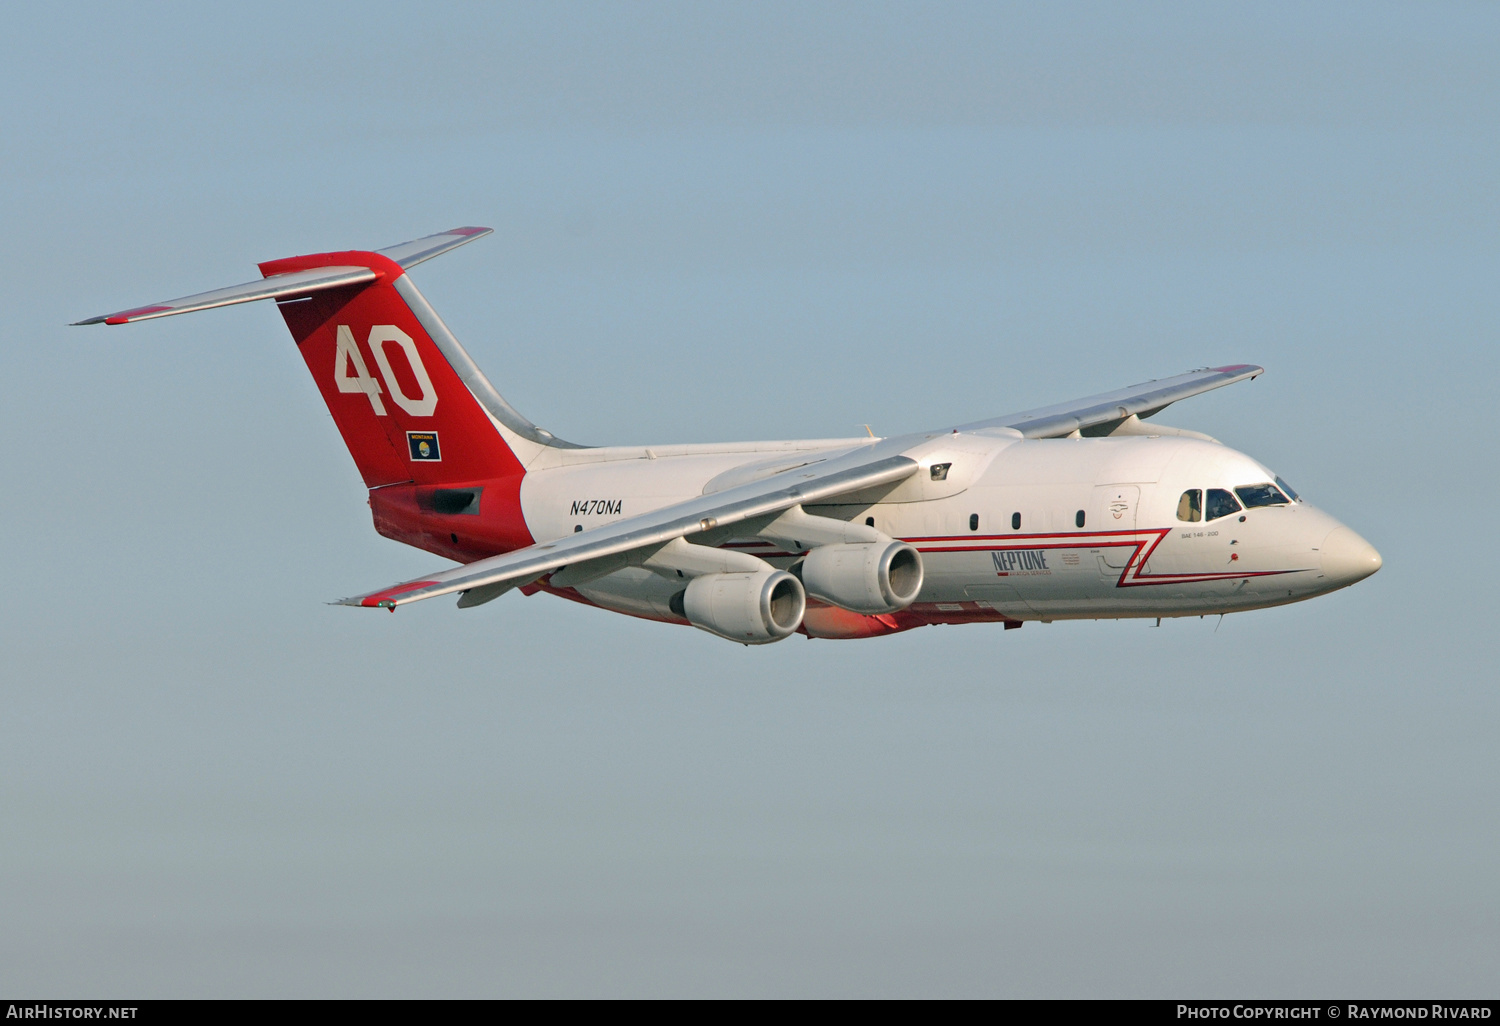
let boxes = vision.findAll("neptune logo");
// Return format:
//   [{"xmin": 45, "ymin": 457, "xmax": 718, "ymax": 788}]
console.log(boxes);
[{"xmin": 992, "ymin": 549, "xmax": 1050, "ymax": 575}]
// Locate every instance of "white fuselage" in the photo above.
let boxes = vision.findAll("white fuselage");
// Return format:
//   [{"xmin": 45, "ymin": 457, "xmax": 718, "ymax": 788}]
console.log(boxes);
[
  {"xmin": 516, "ymin": 431, "xmax": 1379, "ymax": 632},
  {"xmin": 89, "ymin": 228, "xmax": 1373, "ymax": 636}
]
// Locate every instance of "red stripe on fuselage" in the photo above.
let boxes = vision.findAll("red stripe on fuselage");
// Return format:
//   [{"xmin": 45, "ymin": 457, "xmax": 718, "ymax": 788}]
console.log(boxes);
[{"xmin": 906, "ymin": 527, "xmax": 1307, "ymax": 588}]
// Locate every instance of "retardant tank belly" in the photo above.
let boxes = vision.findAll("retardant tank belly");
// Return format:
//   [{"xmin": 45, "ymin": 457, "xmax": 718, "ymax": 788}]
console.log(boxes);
[{"xmin": 571, "ymin": 566, "xmax": 685, "ymax": 623}]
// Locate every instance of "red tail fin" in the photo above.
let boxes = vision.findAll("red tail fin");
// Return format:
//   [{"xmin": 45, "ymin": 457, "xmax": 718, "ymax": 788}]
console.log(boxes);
[
  {"xmin": 75, "ymin": 227, "xmax": 572, "ymax": 558},
  {"xmin": 260, "ymin": 249, "xmax": 523, "ymax": 488}
]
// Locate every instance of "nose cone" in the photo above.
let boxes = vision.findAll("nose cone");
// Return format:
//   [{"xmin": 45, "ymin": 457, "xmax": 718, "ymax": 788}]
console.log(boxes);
[{"xmin": 1321, "ymin": 527, "xmax": 1382, "ymax": 586}]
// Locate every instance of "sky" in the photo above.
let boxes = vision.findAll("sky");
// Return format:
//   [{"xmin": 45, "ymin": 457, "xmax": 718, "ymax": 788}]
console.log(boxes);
[{"xmin": 1, "ymin": 1, "xmax": 1496, "ymax": 998}]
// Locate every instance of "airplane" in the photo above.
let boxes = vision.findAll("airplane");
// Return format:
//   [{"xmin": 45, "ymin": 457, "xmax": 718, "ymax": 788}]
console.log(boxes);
[{"xmin": 75, "ymin": 227, "xmax": 1381, "ymax": 644}]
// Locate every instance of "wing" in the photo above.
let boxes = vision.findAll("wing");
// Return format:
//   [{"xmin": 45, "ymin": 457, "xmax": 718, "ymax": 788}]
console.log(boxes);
[
  {"xmin": 340, "ymin": 446, "xmax": 920, "ymax": 609},
  {"xmin": 958, "ymin": 364, "xmax": 1262, "ymax": 439}
]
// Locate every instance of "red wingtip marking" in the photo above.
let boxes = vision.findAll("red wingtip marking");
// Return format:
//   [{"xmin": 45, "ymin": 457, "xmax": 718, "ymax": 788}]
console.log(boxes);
[
  {"xmin": 449, "ymin": 226, "xmax": 489, "ymax": 236},
  {"xmin": 359, "ymin": 580, "xmax": 441, "ymax": 607},
  {"xmin": 105, "ymin": 305, "xmax": 172, "ymax": 324}
]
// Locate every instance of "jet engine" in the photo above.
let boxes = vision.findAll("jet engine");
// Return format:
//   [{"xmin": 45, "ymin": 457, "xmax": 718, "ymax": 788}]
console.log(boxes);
[
  {"xmin": 670, "ymin": 569, "xmax": 806, "ymax": 645},
  {"xmin": 799, "ymin": 541, "xmax": 924, "ymax": 614}
]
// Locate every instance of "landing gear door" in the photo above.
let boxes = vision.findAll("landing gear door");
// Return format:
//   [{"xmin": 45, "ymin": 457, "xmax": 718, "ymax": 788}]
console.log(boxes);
[{"xmin": 1093, "ymin": 484, "xmax": 1139, "ymax": 570}]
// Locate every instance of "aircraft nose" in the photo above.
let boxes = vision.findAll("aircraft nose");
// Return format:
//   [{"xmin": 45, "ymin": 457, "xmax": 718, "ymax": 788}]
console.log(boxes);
[{"xmin": 1321, "ymin": 526, "xmax": 1382, "ymax": 586}]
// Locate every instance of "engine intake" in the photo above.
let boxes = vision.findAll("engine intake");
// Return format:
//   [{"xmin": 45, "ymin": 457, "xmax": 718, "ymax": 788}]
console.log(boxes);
[
  {"xmin": 672, "ymin": 569, "xmax": 806, "ymax": 644},
  {"xmin": 799, "ymin": 541, "xmax": 924, "ymax": 614}
]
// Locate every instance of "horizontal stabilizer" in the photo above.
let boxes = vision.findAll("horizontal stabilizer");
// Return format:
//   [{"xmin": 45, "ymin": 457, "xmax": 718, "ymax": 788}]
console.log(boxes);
[
  {"xmin": 72, "ymin": 226, "xmax": 492, "ymax": 326},
  {"xmin": 376, "ymin": 226, "xmax": 492, "ymax": 269},
  {"xmin": 72, "ymin": 266, "xmax": 377, "ymax": 325}
]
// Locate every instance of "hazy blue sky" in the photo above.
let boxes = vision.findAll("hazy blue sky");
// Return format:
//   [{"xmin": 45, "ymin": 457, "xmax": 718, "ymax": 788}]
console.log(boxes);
[{"xmin": 2, "ymin": 1, "xmax": 1496, "ymax": 997}]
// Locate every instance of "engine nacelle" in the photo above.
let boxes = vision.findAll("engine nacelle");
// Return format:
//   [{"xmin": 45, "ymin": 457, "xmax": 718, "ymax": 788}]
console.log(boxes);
[
  {"xmin": 799, "ymin": 541, "xmax": 924, "ymax": 614},
  {"xmin": 673, "ymin": 569, "xmax": 806, "ymax": 645}
]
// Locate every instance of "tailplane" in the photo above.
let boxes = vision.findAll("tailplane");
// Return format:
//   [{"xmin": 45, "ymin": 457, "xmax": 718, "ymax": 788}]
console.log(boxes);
[{"xmin": 74, "ymin": 227, "xmax": 582, "ymax": 489}]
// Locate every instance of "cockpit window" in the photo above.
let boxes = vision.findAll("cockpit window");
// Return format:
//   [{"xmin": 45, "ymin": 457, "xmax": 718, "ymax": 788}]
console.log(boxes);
[
  {"xmin": 1235, "ymin": 483, "xmax": 1290, "ymax": 509},
  {"xmin": 1205, "ymin": 488, "xmax": 1242, "ymax": 521},
  {"xmin": 1275, "ymin": 476, "xmax": 1300, "ymax": 502},
  {"xmin": 1176, "ymin": 489, "xmax": 1202, "ymax": 522}
]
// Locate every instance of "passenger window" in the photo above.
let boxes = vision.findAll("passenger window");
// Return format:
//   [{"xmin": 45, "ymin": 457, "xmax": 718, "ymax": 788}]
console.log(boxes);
[
  {"xmin": 1177, "ymin": 489, "xmax": 1202, "ymax": 523},
  {"xmin": 969, "ymin": 513, "xmax": 979, "ymax": 532},
  {"xmin": 1235, "ymin": 483, "xmax": 1290, "ymax": 509},
  {"xmin": 1275, "ymin": 476, "xmax": 1300, "ymax": 502},
  {"xmin": 1075, "ymin": 509, "xmax": 1085, "ymax": 528},
  {"xmin": 1011, "ymin": 512, "xmax": 1022, "ymax": 530},
  {"xmin": 1205, "ymin": 488, "xmax": 1242, "ymax": 521}
]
